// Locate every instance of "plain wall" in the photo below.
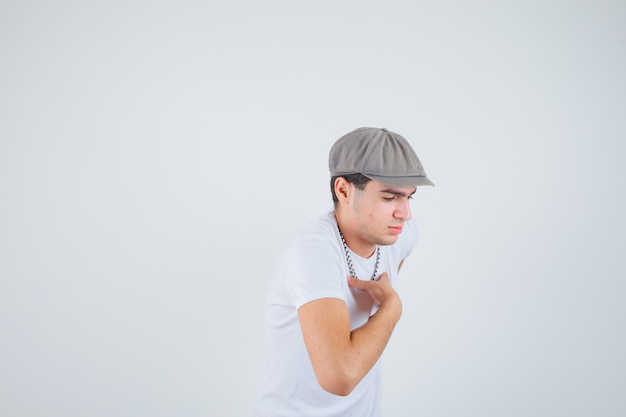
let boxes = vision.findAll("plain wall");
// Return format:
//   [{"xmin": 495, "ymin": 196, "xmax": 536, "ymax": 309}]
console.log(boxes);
[{"xmin": 1, "ymin": 1, "xmax": 625, "ymax": 416}]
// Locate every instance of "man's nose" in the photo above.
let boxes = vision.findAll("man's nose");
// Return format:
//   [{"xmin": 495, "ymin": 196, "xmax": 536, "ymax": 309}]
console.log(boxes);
[{"xmin": 394, "ymin": 199, "xmax": 412, "ymax": 221}]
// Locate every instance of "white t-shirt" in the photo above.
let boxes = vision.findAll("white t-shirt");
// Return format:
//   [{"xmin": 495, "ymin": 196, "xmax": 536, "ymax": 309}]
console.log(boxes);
[{"xmin": 252, "ymin": 211, "xmax": 418, "ymax": 417}]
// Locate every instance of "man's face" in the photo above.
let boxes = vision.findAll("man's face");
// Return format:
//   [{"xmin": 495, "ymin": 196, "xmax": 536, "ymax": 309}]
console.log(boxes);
[{"xmin": 348, "ymin": 180, "xmax": 416, "ymax": 247}]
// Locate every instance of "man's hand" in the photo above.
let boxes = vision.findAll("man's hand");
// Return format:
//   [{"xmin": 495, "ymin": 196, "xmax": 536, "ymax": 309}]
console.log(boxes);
[{"xmin": 347, "ymin": 272, "xmax": 402, "ymax": 317}]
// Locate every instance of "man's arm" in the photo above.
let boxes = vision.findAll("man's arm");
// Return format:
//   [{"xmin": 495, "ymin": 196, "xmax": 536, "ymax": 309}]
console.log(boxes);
[
  {"xmin": 398, "ymin": 259, "xmax": 405, "ymax": 271},
  {"xmin": 298, "ymin": 271, "xmax": 402, "ymax": 396}
]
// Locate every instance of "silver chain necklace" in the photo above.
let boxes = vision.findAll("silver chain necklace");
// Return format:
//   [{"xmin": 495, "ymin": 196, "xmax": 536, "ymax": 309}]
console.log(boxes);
[{"xmin": 337, "ymin": 224, "xmax": 381, "ymax": 281}]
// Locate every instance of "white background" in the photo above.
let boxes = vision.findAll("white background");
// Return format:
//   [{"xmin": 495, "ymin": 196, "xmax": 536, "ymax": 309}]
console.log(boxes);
[{"xmin": 1, "ymin": 1, "xmax": 625, "ymax": 416}]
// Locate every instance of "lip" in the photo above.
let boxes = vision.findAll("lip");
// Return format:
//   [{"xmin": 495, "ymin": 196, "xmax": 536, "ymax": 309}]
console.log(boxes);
[{"xmin": 388, "ymin": 225, "xmax": 403, "ymax": 235}]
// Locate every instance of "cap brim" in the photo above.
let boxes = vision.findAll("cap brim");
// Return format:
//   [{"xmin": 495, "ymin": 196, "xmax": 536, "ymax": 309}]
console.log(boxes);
[{"xmin": 364, "ymin": 174, "xmax": 435, "ymax": 188}]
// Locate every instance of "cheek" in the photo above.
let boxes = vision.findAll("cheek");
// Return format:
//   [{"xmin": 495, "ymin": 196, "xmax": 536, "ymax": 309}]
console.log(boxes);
[{"xmin": 365, "ymin": 205, "xmax": 389, "ymax": 224}]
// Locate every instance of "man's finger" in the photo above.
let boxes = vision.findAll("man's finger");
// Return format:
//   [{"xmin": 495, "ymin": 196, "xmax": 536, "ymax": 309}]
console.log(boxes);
[{"xmin": 347, "ymin": 276, "xmax": 372, "ymax": 289}]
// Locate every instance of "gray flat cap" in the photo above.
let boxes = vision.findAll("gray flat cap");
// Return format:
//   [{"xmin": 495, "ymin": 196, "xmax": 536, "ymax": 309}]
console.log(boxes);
[{"xmin": 329, "ymin": 127, "xmax": 434, "ymax": 187}]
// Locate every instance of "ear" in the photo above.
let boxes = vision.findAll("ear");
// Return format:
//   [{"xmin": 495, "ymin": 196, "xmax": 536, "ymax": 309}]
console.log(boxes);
[{"xmin": 334, "ymin": 177, "xmax": 352, "ymax": 202}]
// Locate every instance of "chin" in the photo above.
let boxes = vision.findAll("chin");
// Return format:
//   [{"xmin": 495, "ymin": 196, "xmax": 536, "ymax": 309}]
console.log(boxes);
[{"xmin": 377, "ymin": 235, "xmax": 399, "ymax": 246}]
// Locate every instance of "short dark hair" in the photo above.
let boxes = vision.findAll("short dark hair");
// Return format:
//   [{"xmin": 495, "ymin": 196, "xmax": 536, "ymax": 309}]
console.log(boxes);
[{"xmin": 330, "ymin": 173, "xmax": 371, "ymax": 205}]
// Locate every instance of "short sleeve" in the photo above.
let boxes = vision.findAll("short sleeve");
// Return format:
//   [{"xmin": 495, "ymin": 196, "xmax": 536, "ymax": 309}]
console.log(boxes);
[{"xmin": 286, "ymin": 236, "xmax": 346, "ymax": 310}]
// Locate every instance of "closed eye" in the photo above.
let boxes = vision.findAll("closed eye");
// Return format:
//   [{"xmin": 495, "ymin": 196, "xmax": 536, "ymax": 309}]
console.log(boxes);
[
  {"xmin": 382, "ymin": 193, "xmax": 414, "ymax": 201},
  {"xmin": 379, "ymin": 187, "xmax": 416, "ymax": 201}
]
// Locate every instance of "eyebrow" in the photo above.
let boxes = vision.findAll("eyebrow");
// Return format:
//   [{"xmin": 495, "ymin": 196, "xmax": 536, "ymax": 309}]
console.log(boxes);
[{"xmin": 379, "ymin": 188, "xmax": 417, "ymax": 198}]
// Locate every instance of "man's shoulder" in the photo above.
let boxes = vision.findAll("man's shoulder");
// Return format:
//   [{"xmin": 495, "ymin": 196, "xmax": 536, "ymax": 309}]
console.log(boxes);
[
  {"xmin": 389, "ymin": 218, "xmax": 419, "ymax": 259},
  {"xmin": 295, "ymin": 211, "xmax": 337, "ymax": 241}
]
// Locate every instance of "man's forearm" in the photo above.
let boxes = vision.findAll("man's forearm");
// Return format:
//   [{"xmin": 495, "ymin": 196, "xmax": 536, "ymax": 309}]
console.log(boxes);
[{"xmin": 345, "ymin": 294, "xmax": 403, "ymax": 386}]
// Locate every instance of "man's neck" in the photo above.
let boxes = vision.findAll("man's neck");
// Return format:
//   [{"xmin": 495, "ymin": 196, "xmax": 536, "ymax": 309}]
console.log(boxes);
[{"xmin": 334, "ymin": 210, "xmax": 377, "ymax": 258}]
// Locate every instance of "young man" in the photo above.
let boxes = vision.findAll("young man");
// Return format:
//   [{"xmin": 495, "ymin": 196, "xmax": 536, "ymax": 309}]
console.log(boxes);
[{"xmin": 252, "ymin": 127, "xmax": 433, "ymax": 417}]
